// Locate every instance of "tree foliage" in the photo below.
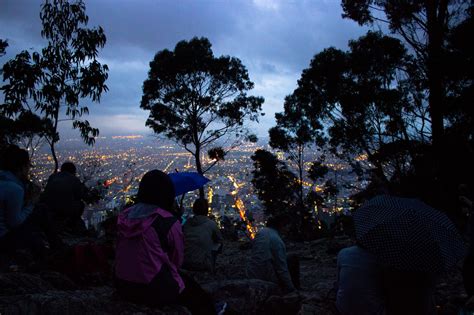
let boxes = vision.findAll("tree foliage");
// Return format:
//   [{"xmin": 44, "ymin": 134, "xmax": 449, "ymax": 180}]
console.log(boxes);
[
  {"xmin": 251, "ymin": 149, "xmax": 300, "ymax": 218},
  {"xmin": 0, "ymin": 40, "xmax": 7, "ymax": 58},
  {"xmin": 251, "ymin": 149, "xmax": 330, "ymax": 240},
  {"xmin": 1, "ymin": 0, "xmax": 108, "ymax": 171},
  {"xmin": 141, "ymin": 37, "xmax": 264, "ymax": 190},
  {"xmin": 443, "ymin": 5, "xmax": 474, "ymax": 141},
  {"xmin": 297, "ymin": 31, "xmax": 422, "ymax": 180},
  {"xmin": 269, "ymin": 92, "xmax": 324, "ymax": 206},
  {"xmin": 341, "ymin": 0, "xmax": 471, "ymax": 150},
  {"xmin": 339, "ymin": 1, "xmax": 474, "ymax": 218}
]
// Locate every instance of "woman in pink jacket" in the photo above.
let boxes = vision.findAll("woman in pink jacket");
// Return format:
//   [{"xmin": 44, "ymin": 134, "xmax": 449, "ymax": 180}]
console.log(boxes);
[{"xmin": 115, "ymin": 170, "xmax": 215, "ymax": 314}]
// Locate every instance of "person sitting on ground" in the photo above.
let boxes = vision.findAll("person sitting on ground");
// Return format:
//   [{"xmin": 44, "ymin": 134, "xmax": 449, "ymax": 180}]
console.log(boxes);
[
  {"xmin": 336, "ymin": 244, "xmax": 437, "ymax": 315},
  {"xmin": 336, "ymin": 244, "xmax": 385, "ymax": 315},
  {"xmin": 246, "ymin": 214, "xmax": 298, "ymax": 293},
  {"xmin": 0, "ymin": 145, "xmax": 59, "ymax": 254},
  {"xmin": 183, "ymin": 198, "xmax": 223, "ymax": 273},
  {"xmin": 114, "ymin": 170, "xmax": 217, "ymax": 314},
  {"xmin": 41, "ymin": 161, "xmax": 87, "ymax": 234}
]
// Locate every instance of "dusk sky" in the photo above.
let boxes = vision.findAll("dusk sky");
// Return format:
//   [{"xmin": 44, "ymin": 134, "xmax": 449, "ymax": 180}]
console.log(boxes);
[{"xmin": 0, "ymin": 0, "xmax": 375, "ymax": 138}]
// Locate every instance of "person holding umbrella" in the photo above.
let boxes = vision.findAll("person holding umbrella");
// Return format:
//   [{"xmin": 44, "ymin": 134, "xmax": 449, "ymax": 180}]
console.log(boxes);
[{"xmin": 336, "ymin": 195, "xmax": 466, "ymax": 315}]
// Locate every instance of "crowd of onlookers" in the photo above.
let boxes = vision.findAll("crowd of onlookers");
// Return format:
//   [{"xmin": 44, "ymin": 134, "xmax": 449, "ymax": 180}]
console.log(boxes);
[{"xmin": 1, "ymin": 144, "xmax": 472, "ymax": 315}]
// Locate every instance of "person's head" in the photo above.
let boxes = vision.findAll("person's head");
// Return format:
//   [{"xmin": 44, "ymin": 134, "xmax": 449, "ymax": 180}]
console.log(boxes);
[
  {"xmin": 136, "ymin": 170, "xmax": 175, "ymax": 213},
  {"xmin": 266, "ymin": 214, "xmax": 291, "ymax": 234},
  {"xmin": 60, "ymin": 161, "xmax": 76, "ymax": 175},
  {"xmin": 0, "ymin": 145, "xmax": 30, "ymax": 179},
  {"xmin": 193, "ymin": 198, "xmax": 209, "ymax": 216}
]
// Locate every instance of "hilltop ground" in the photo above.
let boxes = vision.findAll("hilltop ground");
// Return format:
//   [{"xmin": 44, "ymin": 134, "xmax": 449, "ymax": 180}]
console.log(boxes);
[{"xmin": 0, "ymin": 236, "xmax": 468, "ymax": 314}]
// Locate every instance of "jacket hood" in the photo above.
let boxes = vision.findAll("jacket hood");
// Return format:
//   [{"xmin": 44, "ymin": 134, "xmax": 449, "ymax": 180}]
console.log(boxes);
[
  {"xmin": 187, "ymin": 215, "xmax": 210, "ymax": 227},
  {"xmin": 117, "ymin": 203, "xmax": 160, "ymax": 238}
]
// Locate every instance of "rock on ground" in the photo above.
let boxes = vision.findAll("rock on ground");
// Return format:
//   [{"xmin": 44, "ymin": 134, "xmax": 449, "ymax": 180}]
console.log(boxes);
[{"xmin": 0, "ymin": 237, "xmax": 468, "ymax": 315}]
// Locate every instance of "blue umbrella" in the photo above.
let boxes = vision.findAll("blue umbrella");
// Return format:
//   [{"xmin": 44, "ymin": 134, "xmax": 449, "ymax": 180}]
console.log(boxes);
[{"xmin": 168, "ymin": 172, "xmax": 210, "ymax": 196}]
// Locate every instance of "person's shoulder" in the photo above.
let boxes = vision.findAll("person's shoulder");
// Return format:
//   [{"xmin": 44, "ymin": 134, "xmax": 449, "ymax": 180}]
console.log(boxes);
[
  {"xmin": 337, "ymin": 245, "xmax": 360, "ymax": 258},
  {"xmin": 338, "ymin": 245, "xmax": 376, "ymax": 262},
  {"xmin": 0, "ymin": 177, "xmax": 23, "ymax": 192},
  {"xmin": 205, "ymin": 217, "xmax": 218, "ymax": 227}
]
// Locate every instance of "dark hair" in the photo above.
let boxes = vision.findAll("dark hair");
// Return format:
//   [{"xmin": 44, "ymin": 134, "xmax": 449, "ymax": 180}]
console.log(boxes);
[
  {"xmin": 136, "ymin": 170, "xmax": 175, "ymax": 212},
  {"xmin": 61, "ymin": 161, "xmax": 76, "ymax": 174},
  {"xmin": 0, "ymin": 145, "xmax": 30, "ymax": 172},
  {"xmin": 193, "ymin": 198, "xmax": 209, "ymax": 216}
]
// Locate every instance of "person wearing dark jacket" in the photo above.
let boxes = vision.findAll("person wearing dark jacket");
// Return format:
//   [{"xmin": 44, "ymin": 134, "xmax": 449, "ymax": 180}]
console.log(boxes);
[
  {"xmin": 41, "ymin": 162, "xmax": 87, "ymax": 233},
  {"xmin": 246, "ymin": 214, "xmax": 297, "ymax": 293},
  {"xmin": 0, "ymin": 145, "xmax": 59, "ymax": 253},
  {"xmin": 183, "ymin": 198, "xmax": 223, "ymax": 273},
  {"xmin": 0, "ymin": 146, "xmax": 35, "ymax": 243}
]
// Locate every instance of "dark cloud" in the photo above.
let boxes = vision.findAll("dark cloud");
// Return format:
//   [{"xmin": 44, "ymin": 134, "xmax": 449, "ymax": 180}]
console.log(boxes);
[{"xmin": 1, "ymin": 0, "xmax": 372, "ymax": 137}]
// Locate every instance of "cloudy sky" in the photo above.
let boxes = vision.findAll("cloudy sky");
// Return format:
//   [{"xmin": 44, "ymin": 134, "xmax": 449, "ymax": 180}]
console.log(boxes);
[{"xmin": 0, "ymin": 0, "xmax": 372, "ymax": 138}]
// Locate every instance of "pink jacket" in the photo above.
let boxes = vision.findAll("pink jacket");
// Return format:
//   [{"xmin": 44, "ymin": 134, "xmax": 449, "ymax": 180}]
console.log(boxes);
[{"xmin": 115, "ymin": 204, "xmax": 185, "ymax": 292}]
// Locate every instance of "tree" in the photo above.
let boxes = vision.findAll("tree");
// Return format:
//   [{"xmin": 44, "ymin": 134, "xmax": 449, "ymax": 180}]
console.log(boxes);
[
  {"xmin": 0, "ymin": 39, "xmax": 7, "ymax": 58},
  {"xmin": 443, "ymin": 5, "xmax": 474, "ymax": 141},
  {"xmin": 251, "ymin": 149, "xmax": 327, "ymax": 240},
  {"xmin": 251, "ymin": 149, "xmax": 299, "ymax": 215},
  {"xmin": 297, "ymin": 31, "xmax": 418, "ymax": 181},
  {"xmin": 141, "ymin": 37, "xmax": 264, "ymax": 196},
  {"xmin": 269, "ymin": 92, "xmax": 324, "ymax": 207},
  {"xmin": 1, "ymin": 0, "xmax": 108, "ymax": 172},
  {"xmin": 341, "ymin": 0, "xmax": 471, "ymax": 152}
]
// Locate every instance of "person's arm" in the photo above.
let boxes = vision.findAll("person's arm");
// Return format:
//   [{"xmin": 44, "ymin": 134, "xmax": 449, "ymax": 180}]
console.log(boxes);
[
  {"xmin": 4, "ymin": 183, "xmax": 33, "ymax": 228},
  {"xmin": 270, "ymin": 235, "xmax": 295, "ymax": 293},
  {"xmin": 167, "ymin": 220, "xmax": 185, "ymax": 268}
]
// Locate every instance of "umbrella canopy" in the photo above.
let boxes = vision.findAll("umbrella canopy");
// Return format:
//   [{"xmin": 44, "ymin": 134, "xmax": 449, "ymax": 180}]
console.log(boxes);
[
  {"xmin": 354, "ymin": 195, "xmax": 466, "ymax": 274},
  {"xmin": 168, "ymin": 172, "xmax": 210, "ymax": 196}
]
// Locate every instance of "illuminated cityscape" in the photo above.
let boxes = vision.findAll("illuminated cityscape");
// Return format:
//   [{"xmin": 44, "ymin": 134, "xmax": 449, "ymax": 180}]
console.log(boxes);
[{"xmin": 30, "ymin": 135, "xmax": 362, "ymax": 234}]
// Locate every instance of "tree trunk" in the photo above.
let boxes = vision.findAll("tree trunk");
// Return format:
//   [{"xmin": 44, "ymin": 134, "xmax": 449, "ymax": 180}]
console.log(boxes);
[
  {"xmin": 51, "ymin": 103, "xmax": 60, "ymax": 173},
  {"xmin": 426, "ymin": 1, "xmax": 445, "ymax": 151},
  {"xmin": 334, "ymin": 169, "xmax": 338, "ymax": 212},
  {"xmin": 194, "ymin": 146, "xmax": 205, "ymax": 199},
  {"xmin": 298, "ymin": 146, "xmax": 304, "ymax": 208},
  {"xmin": 50, "ymin": 140, "xmax": 58, "ymax": 173}
]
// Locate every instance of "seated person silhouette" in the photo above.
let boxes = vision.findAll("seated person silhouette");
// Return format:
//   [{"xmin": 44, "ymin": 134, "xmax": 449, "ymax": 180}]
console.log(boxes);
[
  {"xmin": 246, "ymin": 214, "xmax": 298, "ymax": 293},
  {"xmin": 41, "ymin": 162, "xmax": 87, "ymax": 234},
  {"xmin": 0, "ymin": 145, "xmax": 60, "ymax": 254},
  {"xmin": 183, "ymin": 198, "xmax": 223, "ymax": 273}
]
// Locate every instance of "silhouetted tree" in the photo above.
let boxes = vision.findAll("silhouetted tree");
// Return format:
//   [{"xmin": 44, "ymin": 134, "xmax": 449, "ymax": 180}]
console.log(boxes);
[
  {"xmin": 308, "ymin": 161, "xmax": 329, "ymax": 182},
  {"xmin": 341, "ymin": 0, "xmax": 471, "ymax": 153},
  {"xmin": 297, "ymin": 31, "xmax": 421, "ymax": 181},
  {"xmin": 251, "ymin": 149, "xmax": 325, "ymax": 239},
  {"xmin": 305, "ymin": 161, "xmax": 329, "ymax": 218},
  {"xmin": 1, "ymin": 0, "xmax": 108, "ymax": 172},
  {"xmin": 0, "ymin": 39, "xmax": 7, "ymax": 58},
  {"xmin": 251, "ymin": 149, "xmax": 299, "ymax": 217},
  {"xmin": 444, "ymin": 5, "xmax": 474, "ymax": 142},
  {"xmin": 141, "ymin": 37, "xmax": 263, "ymax": 196},
  {"xmin": 269, "ymin": 93, "xmax": 324, "ymax": 207}
]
